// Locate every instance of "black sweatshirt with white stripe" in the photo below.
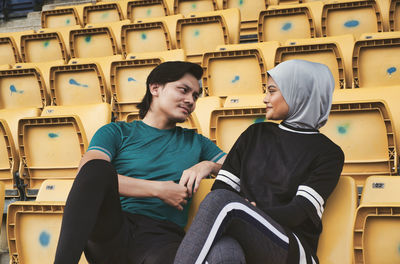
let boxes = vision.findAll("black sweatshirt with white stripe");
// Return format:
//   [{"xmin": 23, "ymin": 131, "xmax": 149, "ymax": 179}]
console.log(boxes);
[{"xmin": 212, "ymin": 122, "xmax": 344, "ymax": 263}]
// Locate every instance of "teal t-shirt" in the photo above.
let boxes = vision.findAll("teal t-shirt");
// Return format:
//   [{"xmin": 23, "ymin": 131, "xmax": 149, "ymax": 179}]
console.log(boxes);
[{"xmin": 88, "ymin": 121, "xmax": 225, "ymax": 227}]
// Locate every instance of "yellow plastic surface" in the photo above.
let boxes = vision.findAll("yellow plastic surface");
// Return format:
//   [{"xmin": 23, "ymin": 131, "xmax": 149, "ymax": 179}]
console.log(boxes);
[
  {"xmin": 0, "ymin": 37, "xmax": 20, "ymax": 65},
  {"xmin": 389, "ymin": 0, "xmax": 400, "ymax": 31},
  {"xmin": 41, "ymin": 7, "xmax": 81, "ymax": 28},
  {"xmin": 126, "ymin": 0, "xmax": 169, "ymax": 20},
  {"xmin": 0, "ymin": 120, "xmax": 18, "ymax": 196},
  {"xmin": 174, "ymin": 0, "xmax": 217, "ymax": 16},
  {"xmin": 36, "ymin": 179, "xmax": 74, "ymax": 202},
  {"xmin": 83, "ymin": 2, "xmax": 123, "ymax": 25}
]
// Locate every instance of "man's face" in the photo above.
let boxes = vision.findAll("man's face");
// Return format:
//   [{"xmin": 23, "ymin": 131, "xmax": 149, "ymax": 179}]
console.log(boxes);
[{"xmin": 151, "ymin": 73, "xmax": 201, "ymax": 123}]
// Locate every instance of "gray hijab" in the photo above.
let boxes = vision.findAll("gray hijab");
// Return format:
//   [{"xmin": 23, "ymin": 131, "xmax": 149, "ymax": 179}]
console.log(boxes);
[{"xmin": 267, "ymin": 59, "xmax": 335, "ymax": 130}]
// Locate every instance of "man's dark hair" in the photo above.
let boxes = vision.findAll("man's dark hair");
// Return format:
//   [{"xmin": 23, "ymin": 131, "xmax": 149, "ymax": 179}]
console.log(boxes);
[{"xmin": 137, "ymin": 61, "xmax": 203, "ymax": 119}]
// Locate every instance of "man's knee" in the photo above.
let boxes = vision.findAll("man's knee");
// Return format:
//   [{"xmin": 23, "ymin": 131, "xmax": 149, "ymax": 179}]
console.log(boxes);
[{"xmin": 206, "ymin": 236, "xmax": 246, "ymax": 264}]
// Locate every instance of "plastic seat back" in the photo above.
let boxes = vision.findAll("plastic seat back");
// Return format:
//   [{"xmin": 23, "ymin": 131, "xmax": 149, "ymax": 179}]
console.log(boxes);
[
  {"xmin": 126, "ymin": 0, "xmax": 170, "ymax": 20},
  {"xmin": 41, "ymin": 7, "xmax": 82, "ymax": 28},
  {"xmin": 174, "ymin": 0, "xmax": 217, "ymax": 16},
  {"xmin": 0, "ymin": 36, "xmax": 21, "ymax": 66},
  {"xmin": 82, "ymin": 2, "xmax": 123, "ymax": 26}
]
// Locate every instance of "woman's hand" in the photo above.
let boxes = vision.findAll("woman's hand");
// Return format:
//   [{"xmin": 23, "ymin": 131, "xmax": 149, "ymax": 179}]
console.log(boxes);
[
  {"xmin": 179, "ymin": 161, "xmax": 215, "ymax": 198},
  {"xmin": 156, "ymin": 181, "xmax": 188, "ymax": 211}
]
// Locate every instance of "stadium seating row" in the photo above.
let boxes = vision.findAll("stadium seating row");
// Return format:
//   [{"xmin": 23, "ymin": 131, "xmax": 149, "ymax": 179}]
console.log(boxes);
[{"xmin": 6, "ymin": 175, "xmax": 400, "ymax": 263}]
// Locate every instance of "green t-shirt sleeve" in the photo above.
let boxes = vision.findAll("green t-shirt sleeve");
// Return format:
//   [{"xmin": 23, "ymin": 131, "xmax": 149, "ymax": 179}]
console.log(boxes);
[
  {"xmin": 87, "ymin": 123, "xmax": 122, "ymax": 160},
  {"xmin": 198, "ymin": 134, "xmax": 226, "ymax": 162}
]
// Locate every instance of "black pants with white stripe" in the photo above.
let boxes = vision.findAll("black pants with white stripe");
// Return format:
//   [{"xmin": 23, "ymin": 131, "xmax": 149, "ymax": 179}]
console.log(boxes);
[{"xmin": 174, "ymin": 189, "xmax": 289, "ymax": 264}]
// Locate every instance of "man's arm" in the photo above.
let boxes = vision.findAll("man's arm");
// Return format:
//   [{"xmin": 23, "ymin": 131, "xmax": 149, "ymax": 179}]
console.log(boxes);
[
  {"xmin": 179, "ymin": 154, "xmax": 226, "ymax": 197},
  {"xmin": 78, "ymin": 150, "xmax": 188, "ymax": 211}
]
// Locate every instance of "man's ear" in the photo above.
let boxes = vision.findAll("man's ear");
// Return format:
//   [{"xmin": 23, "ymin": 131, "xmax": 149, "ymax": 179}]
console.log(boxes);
[{"xmin": 149, "ymin": 83, "xmax": 160, "ymax": 96}]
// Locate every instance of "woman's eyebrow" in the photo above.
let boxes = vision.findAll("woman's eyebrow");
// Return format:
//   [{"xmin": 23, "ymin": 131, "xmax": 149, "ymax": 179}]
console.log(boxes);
[{"xmin": 267, "ymin": 85, "xmax": 276, "ymax": 89}]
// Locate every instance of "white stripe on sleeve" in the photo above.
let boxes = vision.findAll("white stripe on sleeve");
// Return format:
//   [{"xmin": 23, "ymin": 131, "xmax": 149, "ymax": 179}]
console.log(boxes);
[
  {"xmin": 296, "ymin": 185, "xmax": 324, "ymax": 219},
  {"xmin": 215, "ymin": 175, "xmax": 240, "ymax": 192}
]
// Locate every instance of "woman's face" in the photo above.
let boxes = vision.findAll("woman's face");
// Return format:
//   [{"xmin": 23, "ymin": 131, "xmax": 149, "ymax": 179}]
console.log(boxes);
[
  {"xmin": 151, "ymin": 73, "xmax": 201, "ymax": 123},
  {"xmin": 263, "ymin": 77, "xmax": 289, "ymax": 120}
]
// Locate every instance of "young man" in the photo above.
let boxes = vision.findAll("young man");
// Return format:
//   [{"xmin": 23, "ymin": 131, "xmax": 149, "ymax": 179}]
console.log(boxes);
[{"xmin": 54, "ymin": 61, "xmax": 226, "ymax": 264}]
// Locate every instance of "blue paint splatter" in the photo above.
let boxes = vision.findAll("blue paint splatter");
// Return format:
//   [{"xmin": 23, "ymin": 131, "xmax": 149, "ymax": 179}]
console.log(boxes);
[
  {"xmin": 128, "ymin": 77, "xmax": 136, "ymax": 82},
  {"xmin": 146, "ymin": 9, "xmax": 152, "ymax": 16},
  {"xmin": 69, "ymin": 78, "xmax": 88, "ymax": 88},
  {"xmin": 43, "ymin": 40, "xmax": 50, "ymax": 48},
  {"xmin": 48, "ymin": 133, "xmax": 59, "ymax": 138},
  {"xmin": 9, "ymin": 85, "xmax": 23, "ymax": 95},
  {"xmin": 387, "ymin": 67, "xmax": 397, "ymax": 75},
  {"xmin": 85, "ymin": 35, "xmax": 92, "ymax": 43},
  {"xmin": 141, "ymin": 33, "xmax": 147, "ymax": 40},
  {"xmin": 39, "ymin": 231, "xmax": 50, "ymax": 247},
  {"xmin": 344, "ymin": 20, "xmax": 359, "ymax": 28},
  {"xmin": 66, "ymin": 18, "xmax": 71, "ymax": 25},
  {"xmin": 282, "ymin": 22, "xmax": 292, "ymax": 31},
  {"xmin": 101, "ymin": 12, "xmax": 109, "ymax": 19},
  {"xmin": 337, "ymin": 124, "xmax": 350, "ymax": 134},
  {"xmin": 194, "ymin": 29, "xmax": 200, "ymax": 37},
  {"xmin": 239, "ymin": 0, "xmax": 244, "ymax": 5},
  {"xmin": 254, "ymin": 117, "xmax": 266, "ymax": 123},
  {"xmin": 231, "ymin": 75, "xmax": 240, "ymax": 83},
  {"xmin": 192, "ymin": 3, "xmax": 197, "ymax": 9}
]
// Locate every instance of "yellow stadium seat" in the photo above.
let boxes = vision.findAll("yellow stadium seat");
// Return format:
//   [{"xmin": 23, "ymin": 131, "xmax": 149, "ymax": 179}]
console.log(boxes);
[
  {"xmin": 209, "ymin": 95, "xmax": 267, "ymax": 152},
  {"xmin": 173, "ymin": 0, "xmax": 218, "ymax": 16},
  {"xmin": 194, "ymin": 96, "xmax": 223, "ymax": 138},
  {"xmin": 69, "ymin": 21, "xmax": 130, "ymax": 58},
  {"xmin": 110, "ymin": 58, "xmax": 161, "ymax": 121},
  {"xmin": 14, "ymin": 60, "xmax": 65, "ymax": 102},
  {"xmin": 320, "ymin": 101, "xmax": 397, "ymax": 187},
  {"xmin": 176, "ymin": 8, "xmax": 240, "ymax": 64},
  {"xmin": 69, "ymin": 55, "xmax": 124, "ymax": 101},
  {"xmin": 17, "ymin": 116, "xmax": 87, "ymax": 197},
  {"xmin": 41, "ymin": 7, "xmax": 82, "ymax": 28},
  {"xmin": 216, "ymin": 41, "xmax": 281, "ymax": 70},
  {"xmin": 317, "ymin": 176, "xmax": 357, "ymax": 264},
  {"xmin": 258, "ymin": 2, "xmax": 323, "ymax": 43},
  {"xmin": 284, "ymin": 34, "xmax": 354, "ymax": 89},
  {"xmin": 0, "ymin": 36, "xmax": 21, "ymax": 66},
  {"xmin": 54, "ymin": 3, "xmax": 87, "ymax": 25},
  {"xmin": 0, "ymin": 119, "xmax": 18, "ymax": 196},
  {"xmin": 0, "ymin": 30, "xmax": 35, "ymax": 55},
  {"xmin": 6, "ymin": 178, "xmax": 86, "ymax": 262},
  {"xmin": 352, "ymin": 32, "xmax": 400, "ymax": 88},
  {"xmin": 201, "ymin": 47, "xmax": 268, "ymax": 97},
  {"xmin": 185, "ymin": 178, "xmax": 215, "ymax": 230},
  {"xmin": 126, "ymin": 47, "xmax": 186, "ymax": 60},
  {"xmin": 82, "ymin": 2, "xmax": 124, "ymax": 26},
  {"xmin": 20, "ymin": 31, "xmax": 68, "ymax": 63},
  {"xmin": 125, "ymin": 0, "xmax": 170, "ymax": 21},
  {"xmin": 353, "ymin": 176, "xmax": 400, "ymax": 264},
  {"xmin": 375, "ymin": 0, "xmax": 391, "ymax": 31},
  {"xmin": 321, "ymin": 0, "xmax": 383, "ymax": 39},
  {"xmin": 121, "ymin": 19, "xmax": 173, "ymax": 55},
  {"xmin": 222, "ymin": 0, "xmax": 268, "ymax": 42},
  {"xmin": 126, "ymin": 112, "xmax": 202, "ymax": 133},
  {"xmin": 389, "ymin": 0, "xmax": 400, "ymax": 31}
]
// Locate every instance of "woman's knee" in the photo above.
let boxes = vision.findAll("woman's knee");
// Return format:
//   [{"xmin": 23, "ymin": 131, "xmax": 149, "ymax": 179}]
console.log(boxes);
[
  {"xmin": 200, "ymin": 189, "xmax": 243, "ymax": 210},
  {"xmin": 206, "ymin": 236, "xmax": 246, "ymax": 264}
]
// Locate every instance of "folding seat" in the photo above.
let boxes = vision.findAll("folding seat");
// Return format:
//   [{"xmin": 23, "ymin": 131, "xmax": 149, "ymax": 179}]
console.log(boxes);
[
  {"xmin": 216, "ymin": 41, "xmax": 281, "ymax": 70},
  {"xmin": 0, "ymin": 30, "xmax": 35, "ymax": 56},
  {"xmin": 0, "ymin": 36, "xmax": 21, "ymax": 66},
  {"xmin": 0, "ymin": 67, "xmax": 47, "ymax": 197},
  {"xmin": 209, "ymin": 94, "xmax": 266, "ymax": 152},
  {"xmin": 41, "ymin": 6, "xmax": 82, "ymax": 28},
  {"xmin": 20, "ymin": 31, "xmax": 68, "ymax": 63},
  {"xmin": 186, "ymin": 178, "xmax": 214, "ymax": 230},
  {"xmin": 389, "ymin": 0, "xmax": 400, "ymax": 31},
  {"xmin": 321, "ymin": 0, "xmax": 383, "ymax": 39},
  {"xmin": 69, "ymin": 20, "xmax": 130, "ymax": 58},
  {"xmin": 221, "ymin": 0, "xmax": 268, "ymax": 42},
  {"xmin": 277, "ymin": 34, "xmax": 355, "ymax": 89},
  {"xmin": 127, "ymin": 111, "xmax": 202, "ymax": 133},
  {"xmin": 7, "ymin": 180, "xmax": 88, "ymax": 264},
  {"xmin": 176, "ymin": 8, "xmax": 240, "ymax": 63},
  {"xmin": 352, "ymin": 32, "xmax": 400, "ymax": 88},
  {"xmin": 258, "ymin": 2, "xmax": 323, "ymax": 44},
  {"xmin": 124, "ymin": 0, "xmax": 171, "ymax": 21},
  {"xmin": 121, "ymin": 15, "xmax": 180, "ymax": 56},
  {"xmin": 82, "ymin": 1, "xmax": 124, "ymax": 26},
  {"xmin": 112, "ymin": 50, "xmax": 185, "ymax": 121},
  {"xmin": 317, "ymin": 176, "xmax": 357, "ymax": 264},
  {"xmin": 172, "ymin": 0, "xmax": 218, "ymax": 17},
  {"xmin": 353, "ymin": 176, "xmax": 400, "ymax": 263},
  {"xmin": 69, "ymin": 55, "xmax": 124, "ymax": 102},
  {"xmin": 319, "ymin": 101, "xmax": 397, "ymax": 187},
  {"xmin": 201, "ymin": 46, "xmax": 269, "ymax": 97}
]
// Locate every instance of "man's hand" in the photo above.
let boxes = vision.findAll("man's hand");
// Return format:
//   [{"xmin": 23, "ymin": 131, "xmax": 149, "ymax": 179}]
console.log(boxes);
[
  {"xmin": 156, "ymin": 181, "xmax": 188, "ymax": 211},
  {"xmin": 179, "ymin": 161, "xmax": 215, "ymax": 198}
]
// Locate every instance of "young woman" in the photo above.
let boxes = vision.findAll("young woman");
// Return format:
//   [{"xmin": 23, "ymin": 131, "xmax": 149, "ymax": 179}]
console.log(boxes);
[
  {"xmin": 174, "ymin": 60, "xmax": 345, "ymax": 264},
  {"xmin": 54, "ymin": 61, "xmax": 226, "ymax": 264}
]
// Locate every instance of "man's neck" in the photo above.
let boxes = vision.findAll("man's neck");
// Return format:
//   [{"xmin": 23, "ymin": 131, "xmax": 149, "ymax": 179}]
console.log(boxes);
[{"xmin": 142, "ymin": 110, "xmax": 176, "ymax": 130}]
